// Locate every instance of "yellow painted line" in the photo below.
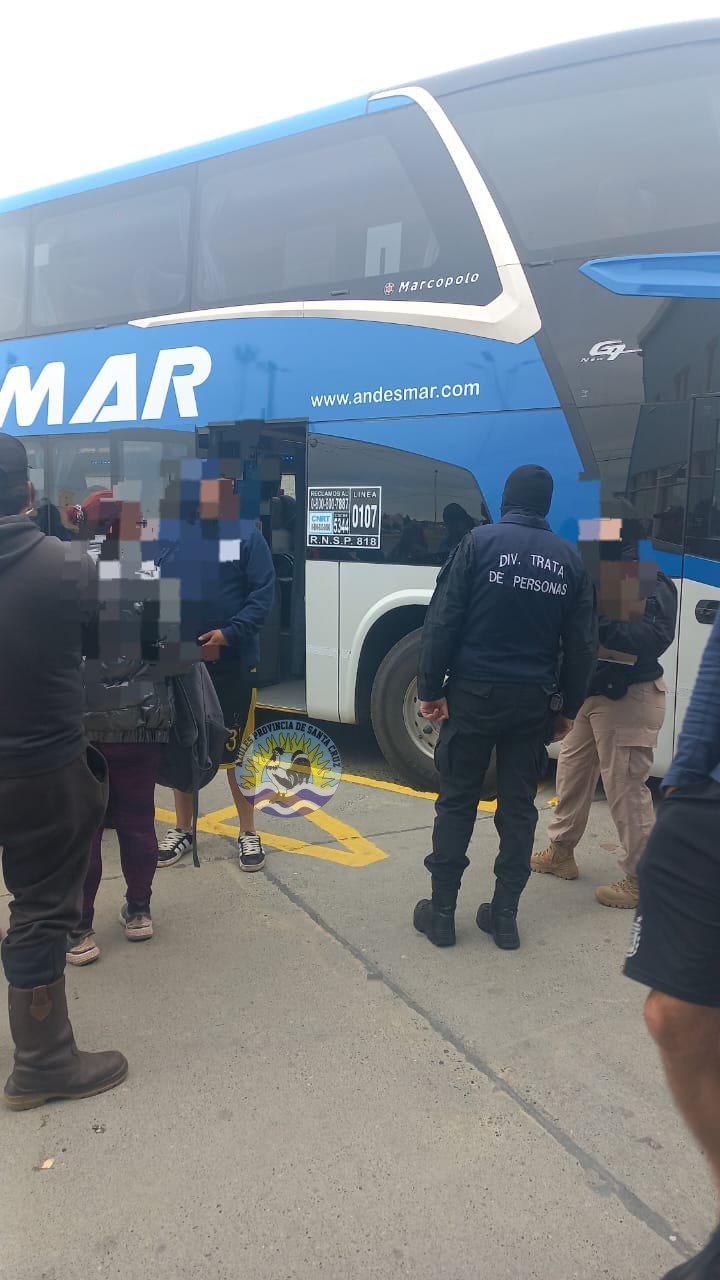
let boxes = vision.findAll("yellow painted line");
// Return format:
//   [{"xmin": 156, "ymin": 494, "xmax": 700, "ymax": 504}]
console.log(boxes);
[
  {"xmin": 338, "ymin": 772, "xmax": 557, "ymax": 810},
  {"xmin": 155, "ymin": 774, "xmax": 558, "ymax": 872},
  {"xmin": 156, "ymin": 804, "xmax": 387, "ymax": 868},
  {"xmin": 305, "ymin": 807, "xmax": 388, "ymax": 866},
  {"xmin": 340, "ymin": 771, "xmax": 438, "ymax": 801},
  {"xmin": 338, "ymin": 770, "xmax": 497, "ymax": 812},
  {"xmin": 157, "ymin": 805, "xmax": 182, "ymax": 826}
]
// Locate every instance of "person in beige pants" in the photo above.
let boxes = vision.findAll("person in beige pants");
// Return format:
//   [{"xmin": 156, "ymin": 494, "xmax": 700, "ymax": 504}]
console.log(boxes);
[{"xmin": 532, "ymin": 557, "xmax": 677, "ymax": 908}]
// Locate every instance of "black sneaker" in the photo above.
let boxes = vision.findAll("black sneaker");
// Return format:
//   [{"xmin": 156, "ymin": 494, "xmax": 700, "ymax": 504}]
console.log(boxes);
[
  {"xmin": 238, "ymin": 832, "xmax": 265, "ymax": 872},
  {"xmin": 663, "ymin": 1223, "xmax": 720, "ymax": 1278},
  {"xmin": 157, "ymin": 828, "xmax": 193, "ymax": 868}
]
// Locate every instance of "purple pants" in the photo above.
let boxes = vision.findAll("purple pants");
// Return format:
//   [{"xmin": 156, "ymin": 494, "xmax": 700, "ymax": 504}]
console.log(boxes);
[{"xmin": 79, "ymin": 742, "xmax": 161, "ymax": 932}]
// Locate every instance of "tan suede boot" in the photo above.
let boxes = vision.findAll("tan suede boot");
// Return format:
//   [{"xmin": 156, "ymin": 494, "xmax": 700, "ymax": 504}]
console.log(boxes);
[
  {"xmin": 4, "ymin": 977, "xmax": 128, "ymax": 1111},
  {"xmin": 595, "ymin": 873, "xmax": 639, "ymax": 909},
  {"xmin": 530, "ymin": 842, "xmax": 579, "ymax": 880}
]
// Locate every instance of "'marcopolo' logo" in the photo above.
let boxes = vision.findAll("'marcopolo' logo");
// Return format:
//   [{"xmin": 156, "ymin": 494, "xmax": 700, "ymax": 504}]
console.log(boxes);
[{"xmin": 236, "ymin": 719, "xmax": 342, "ymax": 818}]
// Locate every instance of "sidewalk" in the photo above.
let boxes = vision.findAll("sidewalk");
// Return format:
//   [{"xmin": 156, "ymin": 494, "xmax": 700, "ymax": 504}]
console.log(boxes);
[{"xmin": 1, "ymin": 775, "xmax": 711, "ymax": 1280}]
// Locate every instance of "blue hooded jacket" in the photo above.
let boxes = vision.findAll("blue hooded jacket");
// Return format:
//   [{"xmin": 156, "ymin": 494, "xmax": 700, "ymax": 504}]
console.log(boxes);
[{"xmin": 156, "ymin": 515, "xmax": 275, "ymax": 671}]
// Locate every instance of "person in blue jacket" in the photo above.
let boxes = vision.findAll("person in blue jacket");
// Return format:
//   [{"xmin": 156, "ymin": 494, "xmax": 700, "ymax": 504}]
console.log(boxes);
[
  {"xmin": 155, "ymin": 460, "xmax": 275, "ymax": 872},
  {"xmin": 625, "ymin": 608, "xmax": 720, "ymax": 1280}
]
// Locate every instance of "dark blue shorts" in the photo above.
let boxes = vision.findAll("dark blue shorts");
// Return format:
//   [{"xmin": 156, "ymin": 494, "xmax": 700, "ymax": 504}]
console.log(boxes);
[
  {"xmin": 624, "ymin": 781, "xmax": 720, "ymax": 1008},
  {"xmin": 207, "ymin": 663, "xmax": 256, "ymax": 769}
]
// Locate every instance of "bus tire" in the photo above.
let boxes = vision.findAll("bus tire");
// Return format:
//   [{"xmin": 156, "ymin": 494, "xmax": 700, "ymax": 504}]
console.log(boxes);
[{"xmin": 370, "ymin": 629, "xmax": 497, "ymax": 798}]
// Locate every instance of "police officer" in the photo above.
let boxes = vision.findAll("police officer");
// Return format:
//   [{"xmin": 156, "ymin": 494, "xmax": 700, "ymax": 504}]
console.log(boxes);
[
  {"xmin": 414, "ymin": 465, "xmax": 597, "ymax": 951},
  {"xmin": 532, "ymin": 518, "xmax": 677, "ymax": 908}
]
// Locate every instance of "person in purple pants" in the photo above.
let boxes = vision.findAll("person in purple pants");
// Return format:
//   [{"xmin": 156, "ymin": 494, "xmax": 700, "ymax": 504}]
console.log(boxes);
[{"xmin": 67, "ymin": 494, "xmax": 192, "ymax": 965}]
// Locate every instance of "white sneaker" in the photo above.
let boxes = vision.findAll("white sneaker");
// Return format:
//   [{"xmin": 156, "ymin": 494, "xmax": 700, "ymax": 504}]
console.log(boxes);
[
  {"xmin": 238, "ymin": 832, "xmax": 265, "ymax": 873},
  {"xmin": 157, "ymin": 828, "xmax": 193, "ymax": 868},
  {"xmin": 66, "ymin": 931, "xmax": 101, "ymax": 966},
  {"xmin": 119, "ymin": 903, "xmax": 154, "ymax": 941}
]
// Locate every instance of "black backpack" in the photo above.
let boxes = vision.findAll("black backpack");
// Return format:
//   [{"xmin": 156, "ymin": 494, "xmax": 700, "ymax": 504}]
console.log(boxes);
[{"xmin": 157, "ymin": 663, "xmax": 228, "ymax": 866}]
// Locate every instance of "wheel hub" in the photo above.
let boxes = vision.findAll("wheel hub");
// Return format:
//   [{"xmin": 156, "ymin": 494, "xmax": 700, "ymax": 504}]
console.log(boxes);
[{"xmin": 402, "ymin": 679, "xmax": 439, "ymax": 761}]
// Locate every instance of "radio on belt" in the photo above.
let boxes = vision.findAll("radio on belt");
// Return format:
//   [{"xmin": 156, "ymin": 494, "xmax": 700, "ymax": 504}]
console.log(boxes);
[{"xmin": 307, "ymin": 486, "xmax": 382, "ymax": 549}]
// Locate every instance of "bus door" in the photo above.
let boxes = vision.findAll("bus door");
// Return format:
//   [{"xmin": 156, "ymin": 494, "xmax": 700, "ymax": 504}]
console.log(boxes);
[
  {"xmin": 196, "ymin": 419, "xmax": 308, "ymax": 713},
  {"xmin": 675, "ymin": 394, "xmax": 720, "ymax": 740}
]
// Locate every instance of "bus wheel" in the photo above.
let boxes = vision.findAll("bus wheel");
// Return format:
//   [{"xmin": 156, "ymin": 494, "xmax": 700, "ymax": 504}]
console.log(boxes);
[{"xmin": 370, "ymin": 630, "xmax": 497, "ymax": 797}]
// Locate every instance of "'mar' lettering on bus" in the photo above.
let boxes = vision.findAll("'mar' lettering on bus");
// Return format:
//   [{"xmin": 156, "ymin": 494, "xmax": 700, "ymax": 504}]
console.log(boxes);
[{"xmin": 0, "ymin": 346, "xmax": 212, "ymax": 429}]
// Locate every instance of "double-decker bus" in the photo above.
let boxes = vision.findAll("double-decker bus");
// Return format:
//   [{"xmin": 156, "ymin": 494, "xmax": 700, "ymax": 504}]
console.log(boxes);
[{"xmin": 1, "ymin": 19, "xmax": 719, "ymax": 787}]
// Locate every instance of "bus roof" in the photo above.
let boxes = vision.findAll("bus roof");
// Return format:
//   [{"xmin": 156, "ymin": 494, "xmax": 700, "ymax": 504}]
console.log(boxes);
[{"xmin": 2, "ymin": 17, "xmax": 718, "ymax": 216}]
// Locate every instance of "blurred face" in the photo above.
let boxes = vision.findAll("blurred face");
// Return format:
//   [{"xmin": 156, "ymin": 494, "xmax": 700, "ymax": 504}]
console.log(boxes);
[{"xmin": 198, "ymin": 478, "xmax": 239, "ymax": 520}]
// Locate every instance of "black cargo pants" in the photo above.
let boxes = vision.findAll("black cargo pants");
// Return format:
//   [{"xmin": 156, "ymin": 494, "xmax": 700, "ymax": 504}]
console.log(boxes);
[
  {"xmin": 425, "ymin": 683, "xmax": 552, "ymax": 900},
  {"xmin": 0, "ymin": 746, "xmax": 108, "ymax": 988}
]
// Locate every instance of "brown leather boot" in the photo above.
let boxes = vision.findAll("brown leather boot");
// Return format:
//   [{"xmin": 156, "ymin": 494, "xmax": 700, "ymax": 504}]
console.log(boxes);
[{"xmin": 4, "ymin": 977, "xmax": 128, "ymax": 1111}]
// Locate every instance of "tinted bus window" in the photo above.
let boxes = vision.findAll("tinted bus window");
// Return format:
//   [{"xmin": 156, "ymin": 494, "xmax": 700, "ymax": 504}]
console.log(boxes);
[
  {"xmin": 308, "ymin": 434, "xmax": 490, "ymax": 565},
  {"xmin": 30, "ymin": 172, "xmax": 193, "ymax": 331},
  {"xmin": 686, "ymin": 396, "xmax": 720, "ymax": 560},
  {"xmin": 624, "ymin": 403, "xmax": 691, "ymax": 550},
  {"xmin": 0, "ymin": 214, "xmax": 28, "ymax": 338},
  {"xmin": 19, "ymin": 430, "xmax": 195, "ymax": 540},
  {"xmin": 445, "ymin": 41, "xmax": 720, "ymax": 258},
  {"xmin": 195, "ymin": 103, "xmax": 501, "ymax": 309}
]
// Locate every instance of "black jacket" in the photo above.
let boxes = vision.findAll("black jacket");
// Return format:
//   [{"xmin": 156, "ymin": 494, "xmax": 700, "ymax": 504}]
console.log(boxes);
[
  {"xmin": 590, "ymin": 570, "xmax": 677, "ymax": 697},
  {"xmin": 83, "ymin": 576, "xmax": 192, "ymax": 745},
  {"xmin": 418, "ymin": 512, "xmax": 597, "ymax": 718},
  {"xmin": 0, "ymin": 517, "xmax": 96, "ymax": 778}
]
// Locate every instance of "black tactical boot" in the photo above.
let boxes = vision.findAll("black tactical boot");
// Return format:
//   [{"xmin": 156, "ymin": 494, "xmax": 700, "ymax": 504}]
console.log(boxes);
[
  {"xmin": 414, "ymin": 879, "xmax": 458, "ymax": 947},
  {"xmin": 477, "ymin": 883, "xmax": 520, "ymax": 950}
]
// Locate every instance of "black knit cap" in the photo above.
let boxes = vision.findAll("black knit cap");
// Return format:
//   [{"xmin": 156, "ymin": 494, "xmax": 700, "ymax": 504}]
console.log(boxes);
[
  {"xmin": 0, "ymin": 433, "xmax": 28, "ymax": 485},
  {"xmin": 501, "ymin": 465, "xmax": 553, "ymax": 517}
]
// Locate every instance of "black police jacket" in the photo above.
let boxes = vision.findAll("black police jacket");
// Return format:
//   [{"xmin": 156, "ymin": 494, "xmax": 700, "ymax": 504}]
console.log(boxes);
[
  {"xmin": 590, "ymin": 570, "xmax": 677, "ymax": 698},
  {"xmin": 418, "ymin": 511, "xmax": 597, "ymax": 717}
]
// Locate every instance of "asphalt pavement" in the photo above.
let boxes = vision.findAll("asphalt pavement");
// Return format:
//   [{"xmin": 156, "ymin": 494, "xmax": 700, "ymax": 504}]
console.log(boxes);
[{"xmin": 1, "ymin": 725, "xmax": 713, "ymax": 1280}]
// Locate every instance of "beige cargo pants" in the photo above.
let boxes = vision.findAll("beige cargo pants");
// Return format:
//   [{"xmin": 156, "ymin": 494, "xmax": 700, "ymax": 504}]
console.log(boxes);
[{"xmin": 548, "ymin": 680, "xmax": 666, "ymax": 874}]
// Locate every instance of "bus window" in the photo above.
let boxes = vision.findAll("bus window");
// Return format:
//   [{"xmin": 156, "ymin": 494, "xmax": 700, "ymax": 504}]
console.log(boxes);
[
  {"xmin": 30, "ymin": 171, "xmax": 193, "ymax": 332},
  {"xmin": 31, "ymin": 431, "xmax": 194, "ymax": 537},
  {"xmin": 445, "ymin": 40, "xmax": 720, "ymax": 259},
  {"xmin": 47, "ymin": 435, "xmax": 113, "ymax": 531},
  {"xmin": 111, "ymin": 432, "xmax": 195, "ymax": 522},
  {"xmin": 308, "ymin": 434, "xmax": 489, "ymax": 565},
  {"xmin": 624, "ymin": 403, "xmax": 691, "ymax": 550},
  {"xmin": 686, "ymin": 396, "xmax": 720, "ymax": 559},
  {"xmin": 0, "ymin": 213, "xmax": 28, "ymax": 338},
  {"xmin": 194, "ymin": 102, "xmax": 501, "ymax": 311}
]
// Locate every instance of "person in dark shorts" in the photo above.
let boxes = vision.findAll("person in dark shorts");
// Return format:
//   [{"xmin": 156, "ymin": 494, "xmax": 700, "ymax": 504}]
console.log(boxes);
[
  {"xmin": 210, "ymin": 665, "xmax": 256, "ymax": 768},
  {"xmin": 625, "ymin": 608, "xmax": 720, "ymax": 1279},
  {"xmin": 156, "ymin": 468, "xmax": 274, "ymax": 871}
]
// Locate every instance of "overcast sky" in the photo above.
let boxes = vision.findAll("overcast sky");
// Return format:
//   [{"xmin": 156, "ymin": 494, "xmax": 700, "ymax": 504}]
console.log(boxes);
[{"xmin": 1, "ymin": 0, "xmax": 718, "ymax": 199}]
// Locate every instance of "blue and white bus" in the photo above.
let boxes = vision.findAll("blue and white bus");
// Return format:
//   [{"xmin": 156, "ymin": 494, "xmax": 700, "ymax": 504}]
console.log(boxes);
[{"xmin": 1, "ymin": 19, "xmax": 719, "ymax": 787}]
